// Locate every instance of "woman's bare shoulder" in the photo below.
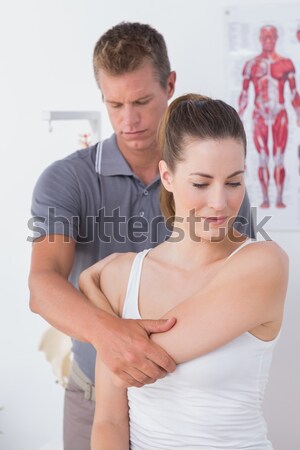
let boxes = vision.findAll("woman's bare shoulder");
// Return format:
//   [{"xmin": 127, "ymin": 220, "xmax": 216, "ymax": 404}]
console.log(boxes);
[
  {"xmin": 231, "ymin": 240, "xmax": 288, "ymax": 266},
  {"xmin": 101, "ymin": 252, "xmax": 137, "ymax": 282},
  {"xmin": 224, "ymin": 239, "xmax": 289, "ymax": 293},
  {"xmin": 100, "ymin": 252, "xmax": 138, "ymax": 312}
]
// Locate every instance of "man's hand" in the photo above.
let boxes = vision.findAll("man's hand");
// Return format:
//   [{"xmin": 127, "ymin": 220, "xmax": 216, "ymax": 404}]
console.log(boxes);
[{"xmin": 95, "ymin": 315, "xmax": 176, "ymax": 388}]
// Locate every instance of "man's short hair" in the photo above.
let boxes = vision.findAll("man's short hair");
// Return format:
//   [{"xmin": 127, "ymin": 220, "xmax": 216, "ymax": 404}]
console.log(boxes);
[{"xmin": 93, "ymin": 22, "xmax": 171, "ymax": 88}]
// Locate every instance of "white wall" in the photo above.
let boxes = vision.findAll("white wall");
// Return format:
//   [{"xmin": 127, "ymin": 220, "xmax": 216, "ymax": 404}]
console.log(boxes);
[{"xmin": 0, "ymin": 1, "xmax": 299, "ymax": 449}]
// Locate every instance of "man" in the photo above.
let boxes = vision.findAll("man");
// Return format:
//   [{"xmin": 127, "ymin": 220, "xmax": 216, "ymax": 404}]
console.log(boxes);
[
  {"xmin": 29, "ymin": 22, "xmax": 254, "ymax": 450},
  {"xmin": 239, "ymin": 25, "xmax": 300, "ymax": 208}
]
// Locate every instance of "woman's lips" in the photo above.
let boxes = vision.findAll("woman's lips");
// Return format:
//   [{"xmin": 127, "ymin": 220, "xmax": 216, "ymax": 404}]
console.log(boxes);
[{"xmin": 202, "ymin": 216, "xmax": 228, "ymax": 225}]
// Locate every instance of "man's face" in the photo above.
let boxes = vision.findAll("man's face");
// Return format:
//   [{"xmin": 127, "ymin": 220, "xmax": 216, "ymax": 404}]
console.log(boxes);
[
  {"xmin": 260, "ymin": 27, "xmax": 278, "ymax": 52},
  {"xmin": 97, "ymin": 61, "xmax": 175, "ymax": 154}
]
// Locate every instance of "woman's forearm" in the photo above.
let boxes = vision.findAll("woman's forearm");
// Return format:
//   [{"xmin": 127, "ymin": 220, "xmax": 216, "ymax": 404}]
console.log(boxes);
[{"xmin": 91, "ymin": 421, "xmax": 129, "ymax": 450}]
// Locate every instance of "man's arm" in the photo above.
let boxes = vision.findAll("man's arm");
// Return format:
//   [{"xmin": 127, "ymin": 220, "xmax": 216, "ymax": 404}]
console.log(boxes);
[
  {"xmin": 29, "ymin": 235, "xmax": 106, "ymax": 340},
  {"xmin": 29, "ymin": 235, "xmax": 176, "ymax": 386}
]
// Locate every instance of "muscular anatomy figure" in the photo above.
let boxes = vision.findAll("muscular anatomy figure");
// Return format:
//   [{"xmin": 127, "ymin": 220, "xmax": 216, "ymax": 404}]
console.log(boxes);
[{"xmin": 239, "ymin": 25, "xmax": 300, "ymax": 208}]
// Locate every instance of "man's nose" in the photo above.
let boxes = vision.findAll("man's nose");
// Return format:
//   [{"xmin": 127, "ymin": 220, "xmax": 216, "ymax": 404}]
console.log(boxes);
[{"xmin": 123, "ymin": 105, "xmax": 140, "ymax": 127}]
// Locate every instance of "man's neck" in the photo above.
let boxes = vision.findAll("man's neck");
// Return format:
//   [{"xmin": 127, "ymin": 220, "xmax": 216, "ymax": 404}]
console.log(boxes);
[{"xmin": 117, "ymin": 139, "xmax": 161, "ymax": 185}]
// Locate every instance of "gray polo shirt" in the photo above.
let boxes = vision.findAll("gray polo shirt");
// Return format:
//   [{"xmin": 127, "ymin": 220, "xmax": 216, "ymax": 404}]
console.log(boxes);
[
  {"xmin": 31, "ymin": 134, "xmax": 169, "ymax": 381},
  {"xmin": 30, "ymin": 133, "xmax": 255, "ymax": 383}
]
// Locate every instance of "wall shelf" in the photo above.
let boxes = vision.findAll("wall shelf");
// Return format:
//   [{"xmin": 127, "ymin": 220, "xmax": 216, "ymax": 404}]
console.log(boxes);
[{"xmin": 42, "ymin": 110, "xmax": 101, "ymax": 140}]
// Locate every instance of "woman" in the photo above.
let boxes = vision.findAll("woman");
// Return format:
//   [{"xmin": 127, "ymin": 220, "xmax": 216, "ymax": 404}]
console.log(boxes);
[{"xmin": 79, "ymin": 94, "xmax": 288, "ymax": 450}]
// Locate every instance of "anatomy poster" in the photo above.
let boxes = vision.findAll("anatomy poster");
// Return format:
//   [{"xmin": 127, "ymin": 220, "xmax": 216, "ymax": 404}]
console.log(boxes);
[{"xmin": 225, "ymin": 5, "xmax": 300, "ymax": 230}]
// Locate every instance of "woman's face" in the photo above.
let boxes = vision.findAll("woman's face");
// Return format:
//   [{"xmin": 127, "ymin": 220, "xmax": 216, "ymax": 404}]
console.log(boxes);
[{"xmin": 160, "ymin": 137, "xmax": 246, "ymax": 242}]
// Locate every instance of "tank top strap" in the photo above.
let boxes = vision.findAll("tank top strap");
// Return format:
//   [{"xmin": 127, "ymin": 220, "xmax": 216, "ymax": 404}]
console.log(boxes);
[
  {"xmin": 122, "ymin": 249, "xmax": 151, "ymax": 319},
  {"xmin": 226, "ymin": 239, "xmax": 258, "ymax": 260}
]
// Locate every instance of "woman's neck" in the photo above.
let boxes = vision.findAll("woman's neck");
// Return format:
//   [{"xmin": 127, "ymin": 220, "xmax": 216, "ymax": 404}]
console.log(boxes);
[{"xmin": 158, "ymin": 229, "xmax": 247, "ymax": 271}]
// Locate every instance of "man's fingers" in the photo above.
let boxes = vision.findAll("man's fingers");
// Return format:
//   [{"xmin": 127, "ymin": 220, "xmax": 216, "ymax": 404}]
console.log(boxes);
[
  {"xmin": 111, "ymin": 344, "xmax": 171, "ymax": 386},
  {"xmin": 112, "ymin": 372, "xmax": 143, "ymax": 388},
  {"xmin": 99, "ymin": 317, "xmax": 176, "ymax": 386},
  {"xmin": 122, "ymin": 348, "xmax": 169, "ymax": 380},
  {"xmin": 113, "ymin": 368, "xmax": 157, "ymax": 388},
  {"xmin": 133, "ymin": 318, "xmax": 177, "ymax": 374},
  {"xmin": 125, "ymin": 367, "xmax": 157, "ymax": 386},
  {"xmin": 144, "ymin": 341, "xmax": 176, "ymax": 374},
  {"xmin": 140, "ymin": 317, "xmax": 176, "ymax": 334}
]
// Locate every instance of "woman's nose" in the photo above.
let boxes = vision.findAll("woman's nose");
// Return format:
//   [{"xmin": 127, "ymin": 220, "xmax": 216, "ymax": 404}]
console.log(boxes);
[{"xmin": 208, "ymin": 186, "xmax": 227, "ymax": 211}]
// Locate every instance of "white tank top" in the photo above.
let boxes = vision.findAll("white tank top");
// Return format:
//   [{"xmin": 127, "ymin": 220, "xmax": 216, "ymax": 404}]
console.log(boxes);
[{"xmin": 122, "ymin": 240, "xmax": 279, "ymax": 450}]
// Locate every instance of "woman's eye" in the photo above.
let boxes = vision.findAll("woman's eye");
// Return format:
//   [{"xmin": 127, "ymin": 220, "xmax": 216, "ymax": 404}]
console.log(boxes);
[
  {"xmin": 192, "ymin": 182, "xmax": 242, "ymax": 189},
  {"xmin": 192, "ymin": 183, "xmax": 208, "ymax": 189},
  {"xmin": 227, "ymin": 182, "xmax": 242, "ymax": 187}
]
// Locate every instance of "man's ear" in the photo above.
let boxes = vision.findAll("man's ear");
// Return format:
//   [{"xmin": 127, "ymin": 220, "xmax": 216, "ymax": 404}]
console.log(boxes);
[
  {"xmin": 167, "ymin": 71, "xmax": 176, "ymax": 100},
  {"xmin": 159, "ymin": 160, "xmax": 174, "ymax": 192}
]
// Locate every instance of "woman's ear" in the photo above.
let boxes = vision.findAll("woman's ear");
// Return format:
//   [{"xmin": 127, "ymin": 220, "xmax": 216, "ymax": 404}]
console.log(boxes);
[{"xmin": 159, "ymin": 160, "xmax": 174, "ymax": 192}]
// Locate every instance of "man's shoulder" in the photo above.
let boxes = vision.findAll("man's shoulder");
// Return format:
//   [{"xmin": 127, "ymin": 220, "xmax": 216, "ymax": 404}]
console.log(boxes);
[
  {"xmin": 59, "ymin": 134, "xmax": 120, "ymax": 176},
  {"xmin": 32, "ymin": 143, "xmax": 101, "ymax": 207},
  {"xmin": 38, "ymin": 143, "xmax": 100, "ymax": 186},
  {"xmin": 57, "ymin": 143, "xmax": 98, "ymax": 172}
]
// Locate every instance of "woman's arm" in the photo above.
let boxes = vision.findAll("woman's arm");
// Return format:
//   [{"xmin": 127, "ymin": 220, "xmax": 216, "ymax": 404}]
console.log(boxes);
[
  {"xmin": 91, "ymin": 353, "xmax": 129, "ymax": 450},
  {"xmin": 81, "ymin": 258, "xmax": 129, "ymax": 450},
  {"xmin": 79, "ymin": 253, "xmax": 120, "ymax": 315},
  {"xmin": 79, "ymin": 253, "xmax": 176, "ymax": 387},
  {"xmin": 151, "ymin": 241, "xmax": 288, "ymax": 363}
]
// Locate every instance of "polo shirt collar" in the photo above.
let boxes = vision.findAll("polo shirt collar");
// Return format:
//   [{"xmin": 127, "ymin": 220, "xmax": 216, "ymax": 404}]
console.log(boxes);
[
  {"xmin": 95, "ymin": 134, "xmax": 133, "ymax": 176},
  {"xmin": 95, "ymin": 134, "xmax": 161, "ymax": 186}
]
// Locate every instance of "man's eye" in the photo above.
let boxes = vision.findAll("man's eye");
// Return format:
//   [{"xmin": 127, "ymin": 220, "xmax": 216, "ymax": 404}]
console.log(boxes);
[{"xmin": 135, "ymin": 100, "xmax": 149, "ymax": 106}]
